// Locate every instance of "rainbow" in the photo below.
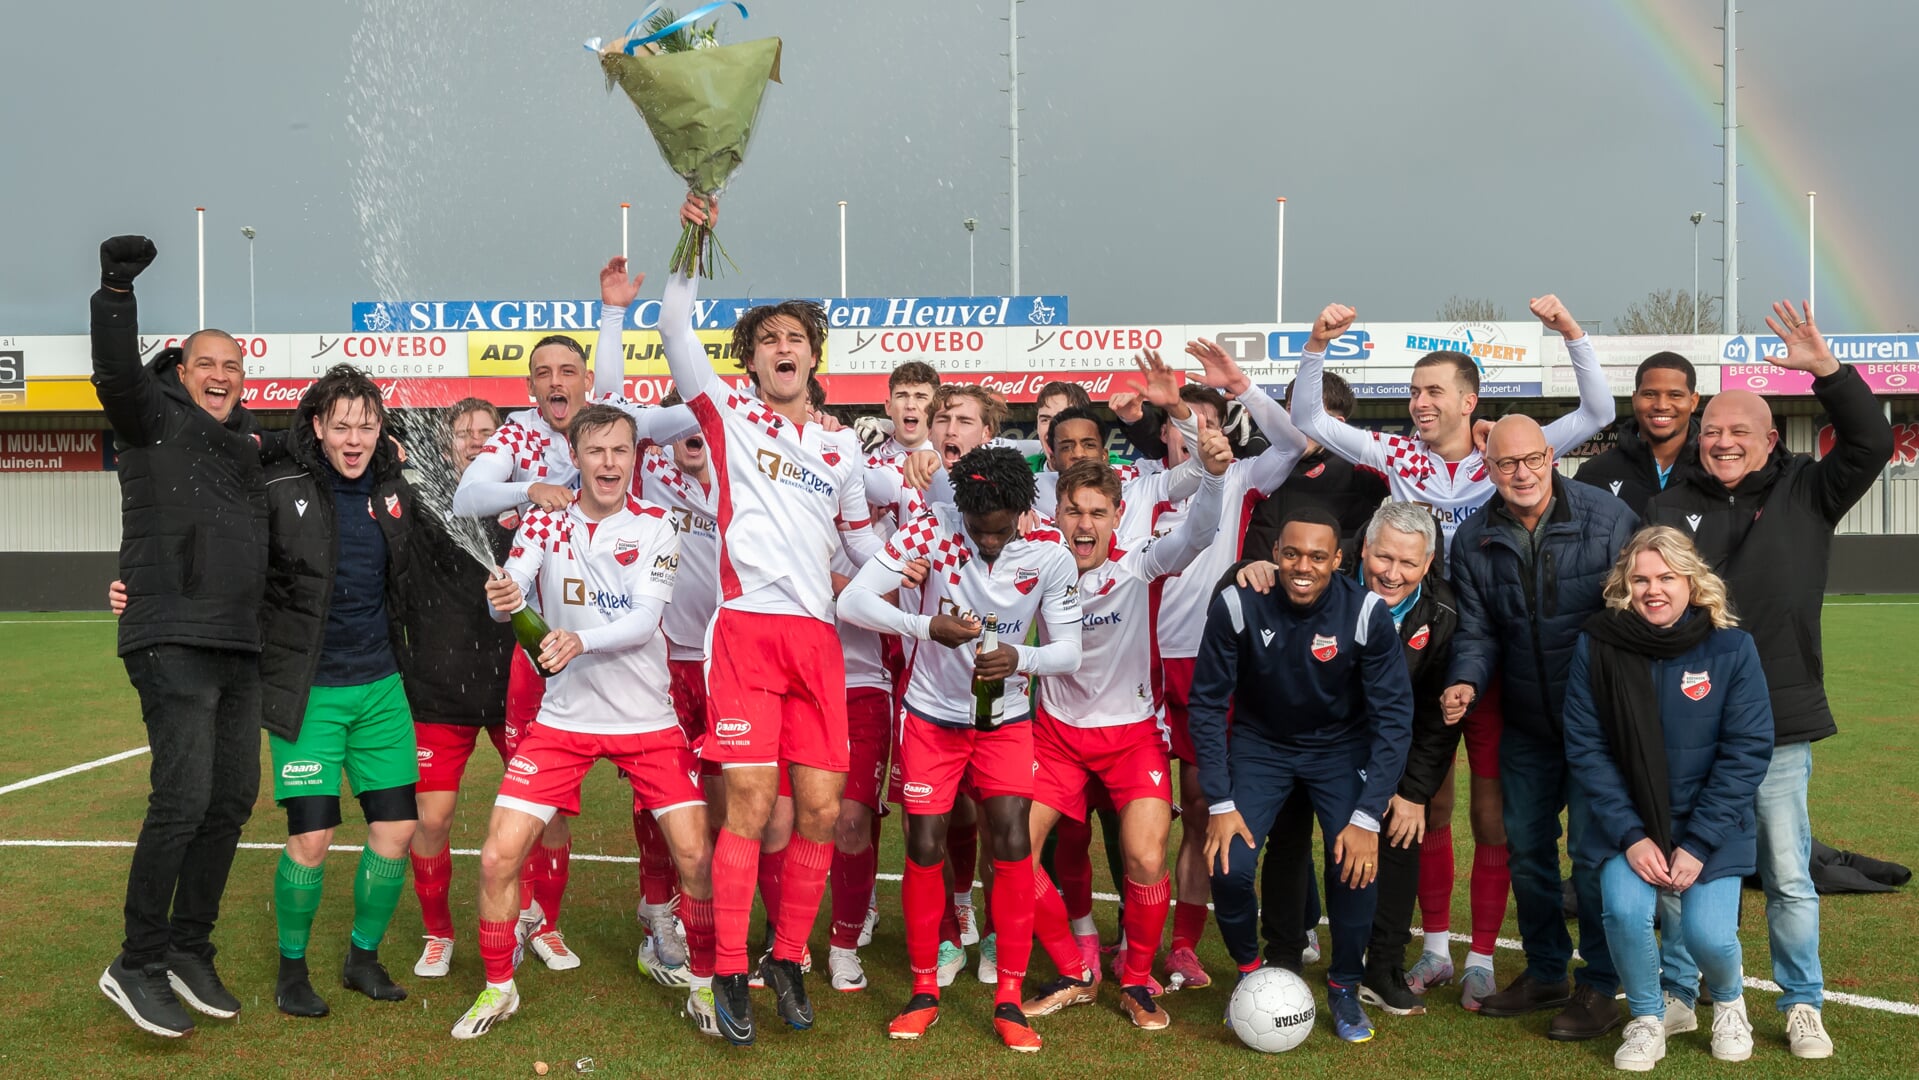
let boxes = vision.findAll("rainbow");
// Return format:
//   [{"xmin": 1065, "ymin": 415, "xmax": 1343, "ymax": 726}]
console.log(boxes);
[{"xmin": 1610, "ymin": 0, "xmax": 1889, "ymax": 332}]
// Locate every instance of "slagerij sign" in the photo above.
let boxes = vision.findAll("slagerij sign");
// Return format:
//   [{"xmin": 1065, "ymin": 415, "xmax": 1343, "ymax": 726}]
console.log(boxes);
[{"xmin": 352, "ymin": 296, "xmax": 1066, "ymax": 333}]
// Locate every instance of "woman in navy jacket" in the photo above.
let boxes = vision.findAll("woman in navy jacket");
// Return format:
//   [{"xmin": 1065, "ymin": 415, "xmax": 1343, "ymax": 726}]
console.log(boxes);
[{"xmin": 1563, "ymin": 526, "xmax": 1773, "ymax": 1072}]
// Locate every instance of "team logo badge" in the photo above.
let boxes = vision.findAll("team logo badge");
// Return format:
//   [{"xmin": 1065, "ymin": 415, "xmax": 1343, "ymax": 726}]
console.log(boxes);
[
  {"xmin": 1681, "ymin": 670, "xmax": 1712, "ymax": 701},
  {"xmin": 1306, "ymin": 462, "xmax": 1326, "ymax": 479},
  {"xmin": 1311, "ymin": 634, "xmax": 1339, "ymax": 662},
  {"xmin": 1408, "ymin": 623, "xmax": 1431, "ymax": 650},
  {"xmin": 499, "ymin": 509, "xmax": 521, "ymax": 531},
  {"xmin": 822, "ymin": 450, "xmax": 841, "ymax": 466},
  {"xmin": 1095, "ymin": 577, "xmax": 1117, "ymax": 596},
  {"xmin": 1015, "ymin": 568, "xmax": 1040, "ymax": 594},
  {"xmin": 714, "ymin": 718, "xmax": 752, "ymax": 739},
  {"xmin": 510, "ymin": 546, "xmax": 525, "ymax": 559},
  {"xmin": 614, "ymin": 538, "xmax": 642, "ymax": 566},
  {"xmin": 385, "ymin": 493, "xmax": 402, "ymax": 518},
  {"xmin": 366, "ymin": 499, "xmax": 377, "ymax": 519}
]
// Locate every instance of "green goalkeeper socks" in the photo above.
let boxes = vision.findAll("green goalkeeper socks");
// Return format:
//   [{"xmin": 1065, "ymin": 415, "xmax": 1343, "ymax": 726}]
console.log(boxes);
[
  {"xmin": 276, "ymin": 853, "xmax": 326, "ymax": 959},
  {"xmin": 350, "ymin": 848, "xmax": 410, "ymax": 951}
]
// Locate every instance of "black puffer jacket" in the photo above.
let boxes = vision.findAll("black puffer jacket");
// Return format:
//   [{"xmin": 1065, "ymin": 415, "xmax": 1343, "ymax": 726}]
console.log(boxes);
[
  {"xmin": 91, "ymin": 288, "xmax": 268, "ymax": 656},
  {"xmin": 259, "ymin": 414, "xmax": 416, "ymax": 741},
  {"xmin": 393, "ymin": 497, "xmax": 515, "ymax": 727},
  {"xmin": 1574, "ymin": 418, "xmax": 1700, "ymax": 518}
]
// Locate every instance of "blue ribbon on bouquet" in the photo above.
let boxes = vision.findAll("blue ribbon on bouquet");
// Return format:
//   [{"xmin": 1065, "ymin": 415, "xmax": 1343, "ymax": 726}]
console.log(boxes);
[{"xmin": 584, "ymin": 2, "xmax": 750, "ymax": 55}]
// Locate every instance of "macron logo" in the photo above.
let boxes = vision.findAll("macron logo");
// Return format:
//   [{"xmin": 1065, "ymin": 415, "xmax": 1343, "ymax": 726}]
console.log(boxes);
[
  {"xmin": 295, "ymin": 498, "xmax": 308, "ymax": 517},
  {"xmin": 1608, "ymin": 481, "xmax": 1623, "ymax": 496},
  {"xmin": 1686, "ymin": 513, "xmax": 1702, "ymax": 532},
  {"xmin": 1259, "ymin": 628, "xmax": 1275, "ymax": 648},
  {"xmin": 1149, "ymin": 770, "xmax": 1164, "ymax": 785}
]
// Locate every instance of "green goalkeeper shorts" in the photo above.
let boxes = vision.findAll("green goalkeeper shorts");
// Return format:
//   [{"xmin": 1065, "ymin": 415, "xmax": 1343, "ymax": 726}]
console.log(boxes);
[{"xmin": 270, "ymin": 674, "xmax": 419, "ymax": 802}]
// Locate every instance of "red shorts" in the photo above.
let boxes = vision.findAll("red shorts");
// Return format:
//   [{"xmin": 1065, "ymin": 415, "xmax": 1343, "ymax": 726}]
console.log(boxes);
[
  {"xmin": 1031, "ymin": 709, "xmax": 1172, "ymax": 822},
  {"xmin": 414, "ymin": 722, "xmax": 511, "ymax": 793},
  {"xmin": 1160, "ymin": 656, "xmax": 1198, "ymax": 764},
  {"xmin": 498, "ymin": 722, "xmax": 704, "ymax": 822},
  {"xmin": 503, "ymin": 649, "xmax": 546, "ymax": 751},
  {"xmin": 898, "ymin": 709, "xmax": 1033, "ymax": 815},
  {"xmin": 1463, "ymin": 681, "xmax": 1503, "ymax": 780},
  {"xmin": 668, "ymin": 658, "xmax": 721, "ymax": 777},
  {"xmin": 843, "ymin": 687, "xmax": 893, "ymax": 812},
  {"xmin": 704, "ymin": 609, "xmax": 849, "ymax": 772}
]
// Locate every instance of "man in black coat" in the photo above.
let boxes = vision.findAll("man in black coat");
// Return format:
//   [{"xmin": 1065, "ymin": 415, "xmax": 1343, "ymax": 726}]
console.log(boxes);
[
  {"xmin": 1574, "ymin": 351, "xmax": 1701, "ymax": 516},
  {"xmin": 91, "ymin": 236, "xmax": 267, "ymax": 1038},
  {"xmin": 1643, "ymin": 300, "xmax": 1893, "ymax": 1059}
]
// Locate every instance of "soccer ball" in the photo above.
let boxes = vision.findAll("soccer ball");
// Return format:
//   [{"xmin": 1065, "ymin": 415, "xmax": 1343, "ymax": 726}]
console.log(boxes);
[{"xmin": 1227, "ymin": 966, "xmax": 1315, "ymax": 1053}]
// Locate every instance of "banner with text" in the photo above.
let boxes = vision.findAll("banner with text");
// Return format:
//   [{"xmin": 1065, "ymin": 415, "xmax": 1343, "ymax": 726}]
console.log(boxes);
[{"xmin": 351, "ymin": 295, "xmax": 1066, "ymax": 333}]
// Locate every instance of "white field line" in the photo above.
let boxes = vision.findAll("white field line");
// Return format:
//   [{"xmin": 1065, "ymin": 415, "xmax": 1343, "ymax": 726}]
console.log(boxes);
[
  {"xmin": 0, "ymin": 747, "xmax": 149, "ymax": 795},
  {"xmin": 1, "ymin": 838, "xmax": 1913, "ymax": 1017},
  {"xmin": 0, "ymin": 619, "xmax": 116, "ymax": 625}
]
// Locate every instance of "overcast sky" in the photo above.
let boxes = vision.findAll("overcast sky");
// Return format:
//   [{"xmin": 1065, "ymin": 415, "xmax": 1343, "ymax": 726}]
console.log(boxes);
[{"xmin": 3, "ymin": 0, "xmax": 1914, "ymax": 336}]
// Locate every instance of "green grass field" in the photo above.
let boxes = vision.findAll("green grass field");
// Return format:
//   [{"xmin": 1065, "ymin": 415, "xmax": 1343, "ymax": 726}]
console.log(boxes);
[{"xmin": 1, "ymin": 601, "xmax": 1915, "ymax": 1078}]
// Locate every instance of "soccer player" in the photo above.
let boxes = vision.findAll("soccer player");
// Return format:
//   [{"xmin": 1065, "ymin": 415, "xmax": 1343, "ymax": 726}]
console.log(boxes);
[
  {"xmin": 864, "ymin": 361, "xmax": 943, "ymax": 461},
  {"xmin": 450, "ymin": 257, "xmax": 696, "ymax": 970},
  {"xmin": 838, "ymin": 446, "xmax": 1081, "ymax": 1051},
  {"xmin": 91, "ymin": 236, "xmax": 267, "ymax": 1037},
  {"xmin": 402, "ymin": 399, "xmax": 518, "ymax": 979},
  {"xmin": 258, "ymin": 365, "xmax": 424, "ymax": 1018},
  {"xmin": 659, "ymin": 196, "xmax": 880, "ymax": 1045},
  {"xmin": 1020, "ymin": 416, "xmax": 1234, "ymax": 1032},
  {"xmin": 1574, "ymin": 352, "xmax": 1701, "ymax": 516},
  {"xmin": 451, "ymin": 404, "xmax": 715, "ymax": 1039},
  {"xmin": 1189, "ymin": 506, "xmax": 1416, "ymax": 1043},
  {"xmin": 1290, "ymin": 298, "xmax": 1611, "ymax": 1006}
]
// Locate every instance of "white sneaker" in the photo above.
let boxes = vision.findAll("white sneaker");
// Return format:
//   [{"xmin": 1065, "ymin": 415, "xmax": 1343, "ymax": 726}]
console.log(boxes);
[
  {"xmin": 828, "ymin": 946, "xmax": 867, "ymax": 992},
  {"xmin": 639, "ymin": 899, "xmax": 688, "ymax": 968},
  {"xmin": 513, "ymin": 900, "xmax": 546, "ymax": 970},
  {"xmin": 1301, "ymin": 929, "xmax": 1321, "ymax": 966},
  {"xmin": 530, "ymin": 930, "xmax": 581, "ymax": 971},
  {"xmin": 976, "ymin": 933, "xmax": 998, "ymax": 985},
  {"xmin": 414, "ymin": 936, "xmax": 454, "ymax": 978},
  {"xmin": 637, "ymin": 934, "xmax": 691, "ymax": 987},
  {"xmin": 858, "ymin": 895, "xmax": 878, "ymax": 948},
  {"xmin": 956, "ymin": 902, "xmax": 981, "ymax": 947},
  {"xmin": 1662, "ymin": 991, "xmax": 1697, "ymax": 1035},
  {"xmin": 1785, "ymin": 1003, "xmax": 1833, "ymax": 1059},
  {"xmin": 1711, "ymin": 997, "xmax": 1754, "ymax": 1062},
  {"xmin": 450, "ymin": 984, "xmax": 520, "ymax": 1040},
  {"xmin": 684, "ymin": 983, "xmax": 721, "ymax": 1038},
  {"xmin": 1614, "ymin": 1015, "xmax": 1667, "ymax": 1072},
  {"xmin": 936, "ymin": 941, "xmax": 967, "ymax": 988}
]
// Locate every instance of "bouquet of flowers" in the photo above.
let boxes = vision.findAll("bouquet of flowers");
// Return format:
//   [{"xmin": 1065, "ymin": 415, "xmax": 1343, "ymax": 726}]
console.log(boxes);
[{"xmin": 589, "ymin": 3, "xmax": 783, "ymax": 277}]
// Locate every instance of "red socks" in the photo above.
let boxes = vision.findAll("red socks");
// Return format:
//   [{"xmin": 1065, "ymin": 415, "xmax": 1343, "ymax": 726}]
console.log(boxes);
[
  {"xmin": 1121, "ymin": 876, "xmax": 1171, "ymax": 987},
  {"xmin": 758, "ymin": 845, "xmax": 787, "ymax": 943},
  {"xmin": 1031, "ymin": 864, "xmax": 1086, "ymax": 979},
  {"xmin": 830, "ymin": 841, "xmax": 878, "ymax": 949},
  {"xmin": 478, "ymin": 918, "xmax": 518, "ymax": 985},
  {"xmin": 773, "ymin": 837, "xmax": 831, "ymax": 963},
  {"xmin": 1420, "ymin": 824, "xmax": 1456, "ymax": 935},
  {"xmin": 635, "ymin": 809, "xmax": 678, "ymax": 907},
  {"xmin": 1172, "ymin": 900, "xmax": 1210, "ymax": 952},
  {"xmin": 411, "ymin": 847, "xmax": 454, "ymax": 939},
  {"xmin": 1470, "ymin": 841, "xmax": 1511, "ymax": 957},
  {"xmin": 991, "ymin": 858, "xmax": 1034, "ymax": 1006},
  {"xmin": 1055, "ymin": 816, "xmax": 1095, "ymax": 921},
  {"xmin": 904, "ymin": 858, "xmax": 946, "ymax": 996},
  {"xmin": 530, "ymin": 841, "xmax": 571, "ymax": 933},
  {"xmin": 712, "ymin": 829, "xmax": 760, "ymax": 975},
  {"xmin": 682, "ymin": 894, "xmax": 717, "ymax": 978}
]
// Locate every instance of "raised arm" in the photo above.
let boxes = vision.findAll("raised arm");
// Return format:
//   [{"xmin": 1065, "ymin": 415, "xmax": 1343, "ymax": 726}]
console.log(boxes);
[
  {"xmin": 452, "ymin": 433, "xmax": 532, "ymax": 517},
  {"xmin": 1533, "ymin": 294, "xmax": 1615, "ymax": 453},
  {"xmin": 1289, "ymin": 306, "xmax": 1390, "ymax": 472},
  {"xmin": 89, "ymin": 237, "xmax": 163, "ymax": 445},
  {"xmin": 1234, "ymin": 383, "xmax": 1308, "ymax": 495},
  {"xmin": 660, "ymin": 271, "xmax": 717, "ymax": 401},
  {"xmin": 1130, "ymin": 421, "xmax": 1232, "ymax": 578},
  {"xmin": 1765, "ymin": 300, "xmax": 1895, "ymax": 522},
  {"xmin": 593, "ymin": 257, "xmax": 639, "ymax": 402}
]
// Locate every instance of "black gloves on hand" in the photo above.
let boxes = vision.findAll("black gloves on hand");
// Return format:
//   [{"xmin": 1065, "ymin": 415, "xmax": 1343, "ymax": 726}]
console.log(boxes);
[{"xmin": 100, "ymin": 236, "xmax": 158, "ymax": 291}]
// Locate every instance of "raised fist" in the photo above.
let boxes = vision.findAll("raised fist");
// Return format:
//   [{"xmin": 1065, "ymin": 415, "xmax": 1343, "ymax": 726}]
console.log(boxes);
[{"xmin": 100, "ymin": 236, "xmax": 158, "ymax": 291}]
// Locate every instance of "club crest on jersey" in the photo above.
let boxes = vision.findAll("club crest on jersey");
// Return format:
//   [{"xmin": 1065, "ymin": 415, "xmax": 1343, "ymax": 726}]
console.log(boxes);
[
  {"xmin": 1681, "ymin": 670, "xmax": 1712, "ymax": 701},
  {"xmin": 1311, "ymin": 634, "xmax": 1339, "ymax": 662},
  {"xmin": 366, "ymin": 499, "xmax": 377, "ymax": 519},
  {"xmin": 1014, "ymin": 567, "xmax": 1040, "ymax": 594},
  {"xmin": 385, "ymin": 493, "xmax": 402, "ymax": 518},
  {"xmin": 614, "ymin": 538, "xmax": 642, "ymax": 566},
  {"xmin": 1095, "ymin": 577, "xmax": 1117, "ymax": 597},
  {"xmin": 822, "ymin": 449, "xmax": 841, "ymax": 466},
  {"xmin": 510, "ymin": 546, "xmax": 525, "ymax": 559},
  {"xmin": 1306, "ymin": 462, "xmax": 1326, "ymax": 479},
  {"xmin": 1408, "ymin": 623, "xmax": 1431, "ymax": 650}
]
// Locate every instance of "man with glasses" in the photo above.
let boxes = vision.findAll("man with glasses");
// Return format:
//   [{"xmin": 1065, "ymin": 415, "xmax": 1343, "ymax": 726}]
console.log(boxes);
[{"xmin": 1443, "ymin": 416, "xmax": 1638, "ymax": 1042}]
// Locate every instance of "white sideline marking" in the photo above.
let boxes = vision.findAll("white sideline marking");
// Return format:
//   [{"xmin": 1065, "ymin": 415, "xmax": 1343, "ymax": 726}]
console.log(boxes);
[
  {"xmin": 0, "ymin": 747, "xmax": 149, "ymax": 796},
  {"xmin": 2, "ymin": 839, "xmax": 1915, "ymax": 1017},
  {"xmin": 0, "ymin": 619, "xmax": 117, "ymax": 625}
]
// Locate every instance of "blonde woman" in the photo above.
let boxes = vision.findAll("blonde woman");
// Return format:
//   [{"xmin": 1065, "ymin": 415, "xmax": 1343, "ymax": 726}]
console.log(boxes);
[{"xmin": 1562, "ymin": 526, "xmax": 1773, "ymax": 1072}]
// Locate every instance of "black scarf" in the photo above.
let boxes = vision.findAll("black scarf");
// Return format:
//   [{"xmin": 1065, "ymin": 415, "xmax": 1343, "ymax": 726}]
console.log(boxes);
[{"xmin": 1582, "ymin": 607, "xmax": 1714, "ymax": 857}]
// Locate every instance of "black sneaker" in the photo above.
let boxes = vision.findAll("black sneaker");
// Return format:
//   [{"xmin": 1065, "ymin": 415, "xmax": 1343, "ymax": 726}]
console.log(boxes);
[
  {"xmin": 342, "ymin": 944, "xmax": 407, "ymax": 1001},
  {"xmin": 758, "ymin": 955, "xmax": 814, "ymax": 1030},
  {"xmin": 714, "ymin": 972, "xmax": 756, "ymax": 1046},
  {"xmin": 1475, "ymin": 971, "xmax": 1572, "ymax": 1018},
  {"xmin": 100, "ymin": 956, "xmax": 195, "ymax": 1038},
  {"xmin": 165, "ymin": 948, "xmax": 241, "ymax": 1018},
  {"xmin": 276, "ymin": 956, "xmax": 330, "ymax": 1018},
  {"xmin": 1360, "ymin": 964, "xmax": 1427, "ymax": 1016}
]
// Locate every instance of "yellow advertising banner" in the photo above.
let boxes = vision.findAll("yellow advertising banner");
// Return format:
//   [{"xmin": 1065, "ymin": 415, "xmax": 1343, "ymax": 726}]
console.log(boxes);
[
  {"xmin": 467, "ymin": 330, "xmax": 830, "ymax": 377},
  {"xmin": 0, "ymin": 377, "xmax": 108, "ymax": 412}
]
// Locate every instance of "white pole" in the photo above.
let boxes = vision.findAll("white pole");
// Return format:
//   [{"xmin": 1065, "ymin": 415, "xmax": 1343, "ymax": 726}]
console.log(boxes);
[
  {"xmin": 1722, "ymin": 0, "xmax": 1738, "ymax": 334},
  {"xmin": 248, "ymin": 236, "xmax": 256, "ymax": 333},
  {"xmin": 838, "ymin": 200, "xmax": 848, "ymax": 298},
  {"xmin": 1691, "ymin": 216, "xmax": 1701, "ymax": 335},
  {"xmin": 969, "ymin": 232, "xmax": 976, "ymax": 297},
  {"xmin": 1008, "ymin": 0, "xmax": 1021, "ymax": 296},
  {"xmin": 1275, "ymin": 197, "xmax": 1287, "ymax": 324},
  {"xmin": 1807, "ymin": 190, "xmax": 1817, "ymax": 319},
  {"xmin": 195, "ymin": 207, "xmax": 206, "ymax": 330},
  {"xmin": 621, "ymin": 202, "xmax": 630, "ymax": 261}
]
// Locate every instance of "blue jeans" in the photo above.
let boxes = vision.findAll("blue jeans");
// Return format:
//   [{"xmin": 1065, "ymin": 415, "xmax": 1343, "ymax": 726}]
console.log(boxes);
[
  {"xmin": 1757, "ymin": 741, "xmax": 1822, "ymax": 1009},
  {"xmin": 1599, "ymin": 855, "xmax": 1744, "ymax": 1017},
  {"xmin": 1500, "ymin": 728, "xmax": 1616, "ymax": 993}
]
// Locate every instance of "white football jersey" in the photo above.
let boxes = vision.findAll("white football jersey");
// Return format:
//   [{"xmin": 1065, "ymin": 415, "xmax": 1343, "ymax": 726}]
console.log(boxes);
[
  {"xmin": 499, "ymin": 496, "xmax": 681, "ymax": 735},
  {"xmin": 638, "ymin": 453, "xmax": 719, "ymax": 662},
  {"xmin": 1040, "ymin": 537, "xmax": 1184, "ymax": 729}
]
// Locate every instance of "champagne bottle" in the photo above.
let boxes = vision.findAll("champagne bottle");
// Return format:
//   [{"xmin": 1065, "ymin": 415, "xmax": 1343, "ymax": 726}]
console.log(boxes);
[
  {"xmin": 510, "ymin": 601, "xmax": 559, "ymax": 679},
  {"xmin": 972, "ymin": 612, "xmax": 1004, "ymax": 731}
]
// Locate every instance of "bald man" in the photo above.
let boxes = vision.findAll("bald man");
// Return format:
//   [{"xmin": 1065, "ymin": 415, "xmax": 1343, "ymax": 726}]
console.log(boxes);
[
  {"xmin": 1643, "ymin": 301, "xmax": 1892, "ymax": 1059},
  {"xmin": 1444, "ymin": 414, "xmax": 1639, "ymax": 1042}
]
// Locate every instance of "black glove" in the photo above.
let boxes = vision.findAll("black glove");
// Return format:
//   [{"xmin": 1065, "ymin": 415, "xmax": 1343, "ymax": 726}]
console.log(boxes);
[{"xmin": 100, "ymin": 236, "xmax": 158, "ymax": 291}]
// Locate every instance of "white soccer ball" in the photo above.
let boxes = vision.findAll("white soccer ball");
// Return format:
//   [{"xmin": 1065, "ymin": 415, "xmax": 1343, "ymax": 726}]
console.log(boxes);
[{"xmin": 1227, "ymin": 966, "xmax": 1316, "ymax": 1053}]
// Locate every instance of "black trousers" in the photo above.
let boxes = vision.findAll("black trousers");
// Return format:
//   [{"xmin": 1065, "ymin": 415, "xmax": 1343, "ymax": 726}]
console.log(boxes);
[
  {"xmin": 1259, "ymin": 788, "xmax": 1422, "ymax": 972},
  {"xmin": 120, "ymin": 645, "xmax": 261, "ymax": 966}
]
